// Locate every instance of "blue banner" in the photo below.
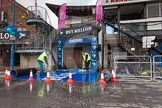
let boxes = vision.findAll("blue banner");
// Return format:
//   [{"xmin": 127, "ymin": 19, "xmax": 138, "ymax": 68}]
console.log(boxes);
[
  {"xmin": 57, "ymin": 36, "xmax": 97, "ymax": 70},
  {"xmin": 59, "ymin": 36, "xmax": 94, "ymax": 45}
]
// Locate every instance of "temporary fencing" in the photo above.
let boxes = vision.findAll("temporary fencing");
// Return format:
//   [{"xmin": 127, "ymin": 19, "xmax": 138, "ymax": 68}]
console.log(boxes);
[
  {"xmin": 153, "ymin": 55, "xmax": 162, "ymax": 82},
  {"xmin": 113, "ymin": 55, "xmax": 152, "ymax": 81}
]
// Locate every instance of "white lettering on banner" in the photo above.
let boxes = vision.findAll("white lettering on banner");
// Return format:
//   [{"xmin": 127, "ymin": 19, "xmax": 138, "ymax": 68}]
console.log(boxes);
[
  {"xmin": 69, "ymin": 39, "xmax": 83, "ymax": 44},
  {"xmin": 64, "ymin": 26, "xmax": 92, "ymax": 35},
  {"xmin": 66, "ymin": 30, "xmax": 74, "ymax": 35},
  {"xmin": 108, "ymin": 0, "xmax": 140, "ymax": 3},
  {"xmin": 0, "ymin": 33, "xmax": 10, "ymax": 40},
  {"xmin": 111, "ymin": 0, "xmax": 127, "ymax": 3},
  {"xmin": 74, "ymin": 27, "xmax": 91, "ymax": 33}
]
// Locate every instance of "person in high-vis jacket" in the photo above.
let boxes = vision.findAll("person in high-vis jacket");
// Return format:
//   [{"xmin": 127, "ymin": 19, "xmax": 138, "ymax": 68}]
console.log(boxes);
[
  {"xmin": 37, "ymin": 51, "xmax": 48, "ymax": 76},
  {"xmin": 82, "ymin": 51, "xmax": 91, "ymax": 71}
]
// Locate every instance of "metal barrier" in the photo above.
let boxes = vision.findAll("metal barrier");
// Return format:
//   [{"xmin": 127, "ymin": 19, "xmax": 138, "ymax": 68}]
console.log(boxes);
[
  {"xmin": 113, "ymin": 55, "xmax": 153, "ymax": 81},
  {"xmin": 153, "ymin": 55, "xmax": 162, "ymax": 81}
]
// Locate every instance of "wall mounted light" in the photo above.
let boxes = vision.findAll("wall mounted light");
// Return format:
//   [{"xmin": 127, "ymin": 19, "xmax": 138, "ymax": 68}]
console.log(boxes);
[{"xmin": 6, "ymin": 49, "xmax": 9, "ymax": 53}]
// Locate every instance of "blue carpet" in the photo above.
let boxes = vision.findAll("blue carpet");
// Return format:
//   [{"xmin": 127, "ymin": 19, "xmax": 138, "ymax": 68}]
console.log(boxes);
[{"xmin": 13, "ymin": 69, "xmax": 98, "ymax": 82}]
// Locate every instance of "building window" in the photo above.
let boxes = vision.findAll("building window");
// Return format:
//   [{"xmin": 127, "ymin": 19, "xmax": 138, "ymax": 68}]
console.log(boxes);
[
  {"xmin": 0, "ymin": 11, "xmax": 8, "ymax": 23},
  {"xmin": 17, "ymin": 27, "xmax": 26, "ymax": 31},
  {"xmin": 106, "ymin": 23, "xmax": 118, "ymax": 35},
  {"xmin": 147, "ymin": 3, "xmax": 160, "ymax": 18},
  {"xmin": 106, "ymin": 25, "xmax": 114, "ymax": 34}
]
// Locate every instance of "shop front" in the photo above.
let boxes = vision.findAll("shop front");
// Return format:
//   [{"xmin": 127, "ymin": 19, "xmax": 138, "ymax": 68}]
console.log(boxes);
[{"xmin": 0, "ymin": 32, "xmax": 20, "ymax": 70}]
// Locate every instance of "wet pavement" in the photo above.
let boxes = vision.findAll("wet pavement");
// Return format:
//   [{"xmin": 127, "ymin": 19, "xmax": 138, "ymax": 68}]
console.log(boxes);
[{"xmin": 0, "ymin": 78, "xmax": 162, "ymax": 108}]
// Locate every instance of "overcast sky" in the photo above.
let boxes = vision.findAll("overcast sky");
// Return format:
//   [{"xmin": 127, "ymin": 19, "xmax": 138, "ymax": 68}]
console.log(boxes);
[{"xmin": 16, "ymin": 0, "xmax": 97, "ymax": 29}]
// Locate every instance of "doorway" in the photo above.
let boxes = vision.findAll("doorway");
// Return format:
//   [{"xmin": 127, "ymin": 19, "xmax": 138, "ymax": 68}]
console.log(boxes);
[{"xmin": 63, "ymin": 47, "xmax": 83, "ymax": 69}]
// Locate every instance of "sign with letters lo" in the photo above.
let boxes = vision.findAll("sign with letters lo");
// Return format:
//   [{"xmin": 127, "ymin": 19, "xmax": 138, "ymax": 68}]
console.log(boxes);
[{"xmin": 0, "ymin": 32, "xmax": 10, "ymax": 40}]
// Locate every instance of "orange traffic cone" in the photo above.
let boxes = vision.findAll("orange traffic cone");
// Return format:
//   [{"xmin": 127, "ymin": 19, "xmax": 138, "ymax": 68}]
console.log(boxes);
[
  {"xmin": 4, "ymin": 67, "xmax": 8, "ymax": 79},
  {"xmin": 45, "ymin": 71, "xmax": 51, "ymax": 84},
  {"xmin": 98, "ymin": 70, "xmax": 106, "ymax": 85},
  {"xmin": 67, "ymin": 70, "xmax": 74, "ymax": 84},
  {"xmin": 5, "ymin": 68, "xmax": 12, "ymax": 80},
  {"xmin": 111, "ymin": 67, "xmax": 118, "ymax": 83},
  {"xmin": 28, "ymin": 69, "xmax": 34, "ymax": 82}
]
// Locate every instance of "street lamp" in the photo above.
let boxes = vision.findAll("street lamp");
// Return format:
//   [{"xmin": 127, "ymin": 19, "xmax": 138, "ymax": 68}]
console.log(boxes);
[{"xmin": 10, "ymin": 0, "xmax": 16, "ymax": 70}]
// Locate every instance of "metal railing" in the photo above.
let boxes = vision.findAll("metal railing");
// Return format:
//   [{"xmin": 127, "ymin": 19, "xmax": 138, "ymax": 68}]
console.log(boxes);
[
  {"xmin": 26, "ymin": 6, "xmax": 49, "ymax": 22},
  {"xmin": 103, "ymin": 20, "xmax": 162, "ymax": 55},
  {"xmin": 15, "ymin": 5, "xmax": 52, "ymax": 51},
  {"xmin": 26, "ymin": 5, "xmax": 51, "ymax": 29},
  {"xmin": 113, "ymin": 55, "xmax": 153, "ymax": 81},
  {"xmin": 153, "ymin": 55, "xmax": 162, "ymax": 81},
  {"xmin": 120, "ymin": 23, "xmax": 147, "ymax": 32}
]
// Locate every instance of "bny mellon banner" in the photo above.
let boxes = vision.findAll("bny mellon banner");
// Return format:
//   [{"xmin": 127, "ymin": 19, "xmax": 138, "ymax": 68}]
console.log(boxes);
[
  {"xmin": 96, "ymin": 0, "xmax": 102, "ymax": 25},
  {"xmin": 58, "ymin": 3, "xmax": 67, "ymax": 29}
]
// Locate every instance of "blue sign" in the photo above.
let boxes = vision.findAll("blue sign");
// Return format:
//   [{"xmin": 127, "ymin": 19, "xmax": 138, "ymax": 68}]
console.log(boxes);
[
  {"xmin": 58, "ymin": 40, "xmax": 62, "ymax": 45},
  {"xmin": 92, "ymin": 54, "xmax": 96, "ymax": 60},
  {"xmin": 92, "ymin": 45, "xmax": 96, "ymax": 50},
  {"xmin": 91, "ymin": 62, "xmax": 96, "ymax": 67},
  {"xmin": 91, "ymin": 36, "xmax": 97, "ymax": 69},
  {"xmin": 59, "ymin": 36, "xmax": 94, "ymax": 45},
  {"xmin": 92, "ymin": 37, "xmax": 97, "ymax": 42},
  {"xmin": 58, "ymin": 54, "xmax": 62, "ymax": 59},
  {"xmin": 58, "ymin": 61, "xmax": 62, "ymax": 68},
  {"xmin": 57, "ymin": 36, "xmax": 97, "ymax": 69},
  {"xmin": 58, "ymin": 47, "xmax": 62, "ymax": 53},
  {"xmin": 4, "ymin": 24, "xmax": 17, "ymax": 36}
]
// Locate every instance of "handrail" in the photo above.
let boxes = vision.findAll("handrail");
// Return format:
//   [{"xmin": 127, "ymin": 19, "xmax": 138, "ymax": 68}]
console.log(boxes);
[
  {"xmin": 102, "ymin": 19, "xmax": 162, "ymax": 54},
  {"xmin": 26, "ymin": 5, "xmax": 52, "ymax": 25}
]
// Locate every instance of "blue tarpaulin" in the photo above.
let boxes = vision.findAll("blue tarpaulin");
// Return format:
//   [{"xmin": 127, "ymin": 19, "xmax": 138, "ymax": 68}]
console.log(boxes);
[{"xmin": 13, "ymin": 69, "xmax": 98, "ymax": 82}]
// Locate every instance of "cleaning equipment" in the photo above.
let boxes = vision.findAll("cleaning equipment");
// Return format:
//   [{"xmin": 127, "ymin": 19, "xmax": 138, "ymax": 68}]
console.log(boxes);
[
  {"xmin": 28, "ymin": 69, "xmax": 34, "ymax": 82},
  {"xmin": 111, "ymin": 67, "xmax": 118, "ymax": 83},
  {"xmin": 4, "ymin": 67, "xmax": 9, "ymax": 78},
  {"xmin": 44, "ymin": 70, "xmax": 51, "ymax": 84},
  {"xmin": 67, "ymin": 70, "xmax": 74, "ymax": 84},
  {"xmin": 104, "ymin": 69, "xmax": 111, "ymax": 82},
  {"xmin": 98, "ymin": 70, "xmax": 106, "ymax": 85},
  {"xmin": 5, "ymin": 68, "xmax": 12, "ymax": 80}
]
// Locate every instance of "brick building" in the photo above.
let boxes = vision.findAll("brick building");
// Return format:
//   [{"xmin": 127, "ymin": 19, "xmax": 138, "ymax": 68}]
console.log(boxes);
[{"xmin": 0, "ymin": 0, "xmax": 56, "ymax": 70}]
